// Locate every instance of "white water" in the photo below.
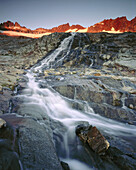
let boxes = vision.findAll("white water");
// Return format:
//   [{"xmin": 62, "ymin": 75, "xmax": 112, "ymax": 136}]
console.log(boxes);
[
  {"xmin": 34, "ymin": 33, "xmax": 75, "ymax": 72},
  {"xmin": 17, "ymin": 34, "xmax": 136, "ymax": 169}
]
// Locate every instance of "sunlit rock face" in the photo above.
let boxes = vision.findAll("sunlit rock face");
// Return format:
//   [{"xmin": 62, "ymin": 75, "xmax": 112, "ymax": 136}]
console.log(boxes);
[
  {"xmin": 0, "ymin": 16, "xmax": 136, "ymax": 38},
  {"xmin": 0, "ymin": 21, "xmax": 31, "ymax": 33},
  {"xmin": 88, "ymin": 16, "xmax": 136, "ymax": 33},
  {"xmin": 0, "ymin": 22, "xmax": 85, "ymax": 38}
]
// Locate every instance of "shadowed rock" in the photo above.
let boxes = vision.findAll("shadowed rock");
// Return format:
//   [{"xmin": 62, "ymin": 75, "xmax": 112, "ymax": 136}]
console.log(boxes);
[{"xmin": 0, "ymin": 114, "xmax": 63, "ymax": 170}]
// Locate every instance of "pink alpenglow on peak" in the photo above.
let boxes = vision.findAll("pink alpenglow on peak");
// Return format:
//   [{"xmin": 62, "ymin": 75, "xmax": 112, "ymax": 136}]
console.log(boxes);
[{"xmin": 0, "ymin": 16, "xmax": 136, "ymax": 38}]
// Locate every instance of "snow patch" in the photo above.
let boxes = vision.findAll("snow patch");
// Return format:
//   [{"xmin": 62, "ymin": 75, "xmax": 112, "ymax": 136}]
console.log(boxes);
[
  {"xmin": 102, "ymin": 27, "xmax": 122, "ymax": 33},
  {"xmin": 65, "ymin": 28, "xmax": 88, "ymax": 33},
  {"xmin": 65, "ymin": 29, "xmax": 78, "ymax": 32},
  {"xmin": 14, "ymin": 26, "xmax": 21, "ymax": 29},
  {"xmin": 77, "ymin": 28, "xmax": 88, "ymax": 32}
]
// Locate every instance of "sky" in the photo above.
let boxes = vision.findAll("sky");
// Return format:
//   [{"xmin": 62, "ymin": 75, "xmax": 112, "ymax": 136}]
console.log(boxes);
[{"xmin": 0, "ymin": 0, "xmax": 136, "ymax": 29}]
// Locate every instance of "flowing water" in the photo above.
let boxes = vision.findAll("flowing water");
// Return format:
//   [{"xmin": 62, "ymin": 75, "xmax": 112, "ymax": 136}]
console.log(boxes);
[{"xmin": 16, "ymin": 34, "xmax": 136, "ymax": 169}]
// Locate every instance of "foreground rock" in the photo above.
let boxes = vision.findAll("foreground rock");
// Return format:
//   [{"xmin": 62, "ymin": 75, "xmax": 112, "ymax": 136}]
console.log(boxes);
[
  {"xmin": 75, "ymin": 123, "xmax": 136, "ymax": 169},
  {"xmin": 0, "ymin": 114, "xmax": 63, "ymax": 170},
  {"xmin": 76, "ymin": 124, "xmax": 110, "ymax": 155},
  {"xmin": 0, "ymin": 115, "xmax": 21, "ymax": 170}
]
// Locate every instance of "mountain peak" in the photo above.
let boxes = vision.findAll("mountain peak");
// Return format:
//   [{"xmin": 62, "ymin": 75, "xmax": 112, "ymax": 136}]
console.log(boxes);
[
  {"xmin": 15, "ymin": 22, "xmax": 21, "ymax": 27},
  {"xmin": 0, "ymin": 16, "xmax": 136, "ymax": 38},
  {"xmin": 88, "ymin": 16, "xmax": 136, "ymax": 33}
]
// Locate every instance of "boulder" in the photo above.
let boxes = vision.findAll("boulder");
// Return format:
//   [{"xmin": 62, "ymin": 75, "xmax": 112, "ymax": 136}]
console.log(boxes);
[
  {"xmin": 76, "ymin": 124, "xmax": 110, "ymax": 155},
  {"xmin": 19, "ymin": 118, "xmax": 62, "ymax": 170}
]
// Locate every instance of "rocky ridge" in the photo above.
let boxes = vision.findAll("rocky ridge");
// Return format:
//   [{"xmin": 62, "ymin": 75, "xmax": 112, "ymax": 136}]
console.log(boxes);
[
  {"xmin": 0, "ymin": 21, "xmax": 85, "ymax": 34},
  {"xmin": 88, "ymin": 16, "xmax": 136, "ymax": 33},
  {"xmin": 0, "ymin": 16, "xmax": 136, "ymax": 38}
]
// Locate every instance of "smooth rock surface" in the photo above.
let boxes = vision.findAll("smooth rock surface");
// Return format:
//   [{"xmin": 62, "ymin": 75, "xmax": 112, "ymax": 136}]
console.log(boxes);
[{"xmin": 0, "ymin": 114, "xmax": 62, "ymax": 170}]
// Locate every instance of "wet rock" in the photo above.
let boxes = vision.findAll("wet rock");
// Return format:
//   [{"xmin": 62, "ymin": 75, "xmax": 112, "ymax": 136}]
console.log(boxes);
[
  {"xmin": 105, "ymin": 147, "xmax": 136, "ymax": 170},
  {"xmin": 0, "ymin": 114, "xmax": 63, "ymax": 170},
  {"xmin": 53, "ymin": 85, "xmax": 75, "ymax": 99},
  {"xmin": 89, "ymin": 102, "xmax": 136, "ymax": 124},
  {"xmin": 76, "ymin": 124, "xmax": 110, "ymax": 155},
  {"xmin": 19, "ymin": 118, "xmax": 62, "ymax": 170},
  {"xmin": 51, "ymin": 68, "xmax": 136, "ymax": 124},
  {"xmin": 61, "ymin": 161, "xmax": 70, "ymax": 170},
  {"xmin": 1, "ymin": 32, "xmax": 136, "ymax": 169},
  {"xmin": 76, "ymin": 124, "xmax": 136, "ymax": 169}
]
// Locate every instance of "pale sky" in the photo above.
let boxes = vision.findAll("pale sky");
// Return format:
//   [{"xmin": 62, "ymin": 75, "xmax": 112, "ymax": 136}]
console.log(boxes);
[{"xmin": 0, "ymin": 0, "xmax": 136, "ymax": 29}]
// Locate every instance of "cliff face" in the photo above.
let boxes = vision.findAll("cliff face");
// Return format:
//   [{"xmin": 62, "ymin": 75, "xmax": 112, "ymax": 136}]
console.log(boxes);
[
  {"xmin": 0, "ymin": 21, "xmax": 32, "ymax": 33},
  {"xmin": 88, "ymin": 16, "xmax": 136, "ymax": 33},
  {"xmin": 0, "ymin": 22, "xmax": 85, "ymax": 33},
  {"xmin": 0, "ymin": 16, "xmax": 136, "ymax": 38}
]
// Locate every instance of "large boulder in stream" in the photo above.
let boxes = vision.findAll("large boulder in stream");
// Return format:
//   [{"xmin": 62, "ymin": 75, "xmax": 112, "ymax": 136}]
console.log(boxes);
[
  {"xmin": 76, "ymin": 124, "xmax": 110, "ymax": 155},
  {"xmin": 75, "ymin": 124, "xmax": 136, "ymax": 169}
]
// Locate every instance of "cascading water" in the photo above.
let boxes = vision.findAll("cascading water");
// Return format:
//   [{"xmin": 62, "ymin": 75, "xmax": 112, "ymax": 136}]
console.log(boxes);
[
  {"xmin": 34, "ymin": 33, "xmax": 75, "ymax": 72},
  {"xmin": 15, "ymin": 33, "xmax": 136, "ymax": 170}
]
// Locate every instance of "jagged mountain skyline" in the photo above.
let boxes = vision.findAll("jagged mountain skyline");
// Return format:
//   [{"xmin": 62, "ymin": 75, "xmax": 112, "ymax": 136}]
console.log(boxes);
[{"xmin": 0, "ymin": 16, "xmax": 136, "ymax": 38}]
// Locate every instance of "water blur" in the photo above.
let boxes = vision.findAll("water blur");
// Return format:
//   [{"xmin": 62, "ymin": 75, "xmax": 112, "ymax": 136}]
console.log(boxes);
[{"xmin": 16, "ymin": 34, "xmax": 136, "ymax": 169}]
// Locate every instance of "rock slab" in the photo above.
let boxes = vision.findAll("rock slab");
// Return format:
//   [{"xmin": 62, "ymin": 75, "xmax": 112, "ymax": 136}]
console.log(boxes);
[{"xmin": 0, "ymin": 114, "xmax": 63, "ymax": 170}]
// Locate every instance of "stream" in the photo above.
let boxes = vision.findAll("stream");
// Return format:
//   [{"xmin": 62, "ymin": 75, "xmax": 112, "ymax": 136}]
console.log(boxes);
[{"xmin": 15, "ymin": 33, "xmax": 136, "ymax": 169}]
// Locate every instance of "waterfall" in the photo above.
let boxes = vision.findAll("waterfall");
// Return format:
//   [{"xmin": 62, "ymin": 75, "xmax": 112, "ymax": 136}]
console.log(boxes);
[
  {"xmin": 33, "ymin": 33, "xmax": 76, "ymax": 72},
  {"xmin": 15, "ymin": 34, "xmax": 136, "ymax": 170}
]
